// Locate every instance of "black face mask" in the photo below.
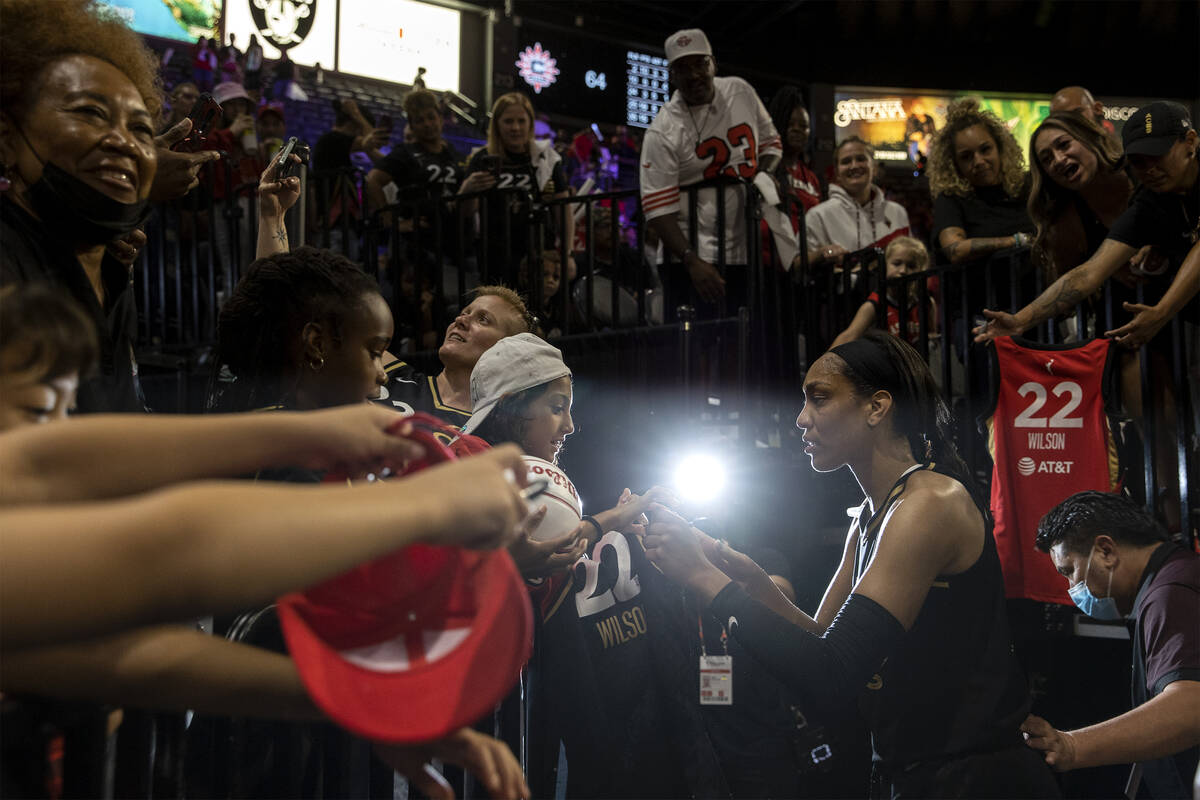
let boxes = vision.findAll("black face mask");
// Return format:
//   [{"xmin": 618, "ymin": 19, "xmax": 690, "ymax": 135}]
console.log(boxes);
[{"xmin": 27, "ymin": 161, "xmax": 151, "ymax": 245}]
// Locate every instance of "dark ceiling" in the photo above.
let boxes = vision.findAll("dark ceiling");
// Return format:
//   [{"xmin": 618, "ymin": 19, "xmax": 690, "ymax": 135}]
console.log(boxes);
[{"xmin": 488, "ymin": 0, "xmax": 1200, "ymax": 101}]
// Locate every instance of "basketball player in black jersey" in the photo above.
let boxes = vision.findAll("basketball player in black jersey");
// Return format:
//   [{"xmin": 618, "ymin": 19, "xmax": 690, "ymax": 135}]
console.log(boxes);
[{"xmin": 646, "ymin": 330, "xmax": 1061, "ymax": 798}]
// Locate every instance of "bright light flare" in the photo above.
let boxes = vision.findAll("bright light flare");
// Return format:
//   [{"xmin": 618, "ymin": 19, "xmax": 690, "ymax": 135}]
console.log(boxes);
[{"xmin": 673, "ymin": 453, "xmax": 727, "ymax": 503}]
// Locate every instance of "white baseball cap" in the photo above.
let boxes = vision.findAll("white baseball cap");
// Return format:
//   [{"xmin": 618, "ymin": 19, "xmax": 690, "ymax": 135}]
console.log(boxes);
[
  {"xmin": 212, "ymin": 82, "xmax": 251, "ymax": 106},
  {"xmin": 664, "ymin": 29, "xmax": 712, "ymax": 65},
  {"xmin": 461, "ymin": 333, "xmax": 571, "ymax": 437}
]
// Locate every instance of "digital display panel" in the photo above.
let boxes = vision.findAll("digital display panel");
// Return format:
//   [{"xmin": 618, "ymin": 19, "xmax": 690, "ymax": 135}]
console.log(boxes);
[
  {"xmin": 513, "ymin": 22, "xmax": 626, "ymax": 124},
  {"xmin": 833, "ymin": 88, "xmax": 1052, "ymax": 165},
  {"xmin": 338, "ymin": 0, "xmax": 460, "ymax": 90},
  {"xmin": 833, "ymin": 88, "xmax": 1170, "ymax": 167},
  {"xmin": 100, "ymin": 0, "xmax": 221, "ymax": 42},
  {"xmin": 624, "ymin": 50, "xmax": 669, "ymax": 129},
  {"xmin": 223, "ymin": 0, "xmax": 336, "ymax": 69}
]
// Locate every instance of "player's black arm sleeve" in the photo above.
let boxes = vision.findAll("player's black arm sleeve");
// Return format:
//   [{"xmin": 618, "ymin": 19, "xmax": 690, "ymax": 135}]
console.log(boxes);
[{"xmin": 710, "ymin": 584, "xmax": 904, "ymax": 720}]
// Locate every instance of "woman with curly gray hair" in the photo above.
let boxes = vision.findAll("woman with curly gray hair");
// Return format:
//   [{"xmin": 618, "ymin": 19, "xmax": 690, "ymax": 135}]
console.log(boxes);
[{"xmin": 928, "ymin": 98, "xmax": 1034, "ymax": 268}]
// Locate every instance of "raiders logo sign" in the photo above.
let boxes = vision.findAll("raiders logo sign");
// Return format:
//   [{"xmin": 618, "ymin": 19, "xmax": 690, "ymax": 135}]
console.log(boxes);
[{"xmin": 249, "ymin": 0, "xmax": 317, "ymax": 50}]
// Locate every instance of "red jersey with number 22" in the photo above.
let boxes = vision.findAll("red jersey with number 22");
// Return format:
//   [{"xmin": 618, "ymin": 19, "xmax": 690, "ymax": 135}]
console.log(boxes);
[{"xmin": 985, "ymin": 337, "xmax": 1120, "ymax": 605}]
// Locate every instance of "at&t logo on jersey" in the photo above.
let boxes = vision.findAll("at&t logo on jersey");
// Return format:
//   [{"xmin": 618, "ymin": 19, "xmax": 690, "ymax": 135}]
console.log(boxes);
[
  {"xmin": 516, "ymin": 43, "xmax": 559, "ymax": 94},
  {"xmin": 1017, "ymin": 456, "xmax": 1075, "ymax": 476},
  {"xmin": 1013, "ymin": 377, "xmax": 1082, "ymax": 476}
]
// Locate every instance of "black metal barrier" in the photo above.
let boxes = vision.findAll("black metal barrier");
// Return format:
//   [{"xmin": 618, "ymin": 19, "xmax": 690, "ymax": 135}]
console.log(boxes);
[
  {"xmin": 804, "ymin": 244, "xmax": 1197, "ymax": 542},
  {"xmin": 134, "ymin": 164, "xmax": 1195, "ymax": 540},
  {"xmin": 122, "ymin": 163, "xmax": 1198, "ymax": 799}
]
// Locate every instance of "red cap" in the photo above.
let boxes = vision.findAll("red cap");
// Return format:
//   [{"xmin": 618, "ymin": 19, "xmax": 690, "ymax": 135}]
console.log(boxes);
[
  {"xmin": 258, "ymin": 103, "xmax": 285, "ymax": 121},
  {"xmin": 278, "ymin": 414, "xmax": 531, "ymax": 743},
  {"xmin": 278, "ymin": 543, "xmax": 529, "ymax": 743}
]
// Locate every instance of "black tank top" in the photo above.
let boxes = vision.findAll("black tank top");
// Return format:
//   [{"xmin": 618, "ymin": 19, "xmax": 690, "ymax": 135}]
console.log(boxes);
[{"xmin": 852, "ymin": 463, "xmax": 1031, "ymax": 769}]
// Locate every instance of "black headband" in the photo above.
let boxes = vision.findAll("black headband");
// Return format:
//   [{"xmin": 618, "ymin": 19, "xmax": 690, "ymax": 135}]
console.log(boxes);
[{"xmin": 829, "ymin": 339, "xmax": 903, "ymax": 393}]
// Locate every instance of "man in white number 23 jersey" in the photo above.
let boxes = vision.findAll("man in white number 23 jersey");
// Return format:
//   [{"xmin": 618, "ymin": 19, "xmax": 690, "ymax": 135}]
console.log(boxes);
[{"xmin": 641, "ymin": 28, "xmax": 782, "ymax": 306}]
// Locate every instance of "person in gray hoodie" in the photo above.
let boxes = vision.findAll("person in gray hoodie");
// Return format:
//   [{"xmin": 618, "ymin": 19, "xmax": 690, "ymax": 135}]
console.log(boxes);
[{"xmin": 805, "ymin": 136, "xmax": 911, "ymax": 265}]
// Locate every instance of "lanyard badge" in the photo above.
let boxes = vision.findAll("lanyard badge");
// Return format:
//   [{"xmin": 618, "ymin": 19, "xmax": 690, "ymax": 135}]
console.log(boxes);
[{"xmin": 698, "ymin": 613, "xmax": 732, "ymax": 706}]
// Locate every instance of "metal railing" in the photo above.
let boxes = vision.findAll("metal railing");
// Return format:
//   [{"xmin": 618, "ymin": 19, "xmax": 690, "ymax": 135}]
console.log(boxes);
[
  {"xmin": 115, "ymin": 162, "xmax": 1200, "ymax": 799},
  {"xmin": 133, "ymin": 163, "xmax": 1196, "ymax": 541},
  {"xmin": 806, "ymin": 244, "xmax": 1197, "ymax": 542}
]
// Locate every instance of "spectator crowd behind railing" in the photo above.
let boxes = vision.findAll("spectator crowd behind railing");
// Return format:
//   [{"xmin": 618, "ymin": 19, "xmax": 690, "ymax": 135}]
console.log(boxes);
[{"xmin": 128, "ymin": 156, "xmax": 1196, "ymax": 541}]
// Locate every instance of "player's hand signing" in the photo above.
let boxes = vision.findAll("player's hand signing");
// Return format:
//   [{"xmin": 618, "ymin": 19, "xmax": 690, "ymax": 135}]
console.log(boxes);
[
  {"xmin": 685, "ymin": 252, "xmax": 726, "ymax": 303},
  {"xmin": 973, "ymin": 308, "xmax": 1028, "ymax": 343},
  {"xmin": 606, "ymin": 485, "xmax": 677, "ymax": 536},
  {"xmin": 1020, "ymin": 714, "xmax": 1078, "ymax": 771},
  {"xmin": 508, "ymin": 511, "xmax": 588, "ymax": 580},
  {"xmin": 373, "ymin": 727, "xmax": 530, "ymax": 800},
  {"xmin": 642, "ymin": 503, "xmax": 731, "ymax": 601}
]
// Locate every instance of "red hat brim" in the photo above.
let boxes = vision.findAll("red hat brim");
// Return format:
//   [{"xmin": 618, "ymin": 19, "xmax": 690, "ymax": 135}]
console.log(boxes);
[{"xmin": 278, "ymin": 547, "xmax": 531, "ymax": 744}]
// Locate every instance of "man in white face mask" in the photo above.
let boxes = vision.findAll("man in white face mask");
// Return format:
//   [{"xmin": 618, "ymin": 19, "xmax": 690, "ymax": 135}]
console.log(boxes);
[{"xmin": 1023, "ymin": 491, "xmax": 1199, "ymax": 799}]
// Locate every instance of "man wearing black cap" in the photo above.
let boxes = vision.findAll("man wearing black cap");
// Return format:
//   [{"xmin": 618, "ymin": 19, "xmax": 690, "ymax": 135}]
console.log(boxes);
[{"xmin": 977, "ymin": 101, "xmax": 1199, "ymax": 349}]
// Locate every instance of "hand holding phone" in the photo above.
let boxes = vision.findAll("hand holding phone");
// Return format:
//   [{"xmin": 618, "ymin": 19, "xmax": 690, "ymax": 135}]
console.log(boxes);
[
  {"xmin": 172, "ymin": 93, "xmax": 222, "ymax": 152},
  {"xmin": 274, "ymin": 136, "xmax": 298, "ymax": 179},
  {"xmin": 479, "ymin": 154, "xmax": 502, "ymax": 178}
]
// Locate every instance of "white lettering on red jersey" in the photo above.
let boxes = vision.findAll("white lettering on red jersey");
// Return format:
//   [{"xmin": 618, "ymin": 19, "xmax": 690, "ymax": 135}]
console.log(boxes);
[
  {"xmin": 640, "ymin": 76, "xmax": 781, "ymax": 264},
  {"xmin": 986, "ymin": 337, "xmax": 1120, "ymax": 605}
]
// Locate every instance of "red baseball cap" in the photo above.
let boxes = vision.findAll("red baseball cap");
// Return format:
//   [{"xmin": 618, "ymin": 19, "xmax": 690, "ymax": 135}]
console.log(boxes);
[
  {"xmin": 278, "ymin": 414, "xmax": 532, "ymax": 743},
  {"xmin": 257, "ymin": 103, "xmax": 285, "ymax": 121},
  {"xmin": 278, "ymin": 542, "xmax": 530, "ymax": 744}
]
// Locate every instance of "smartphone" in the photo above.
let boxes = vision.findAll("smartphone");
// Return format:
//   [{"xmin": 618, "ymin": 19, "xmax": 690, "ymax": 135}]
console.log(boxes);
[
  {"xmin": 274, "ymin": 136, "xmax": 299, "ymax": 179},
  {"xmin": 173, "ymin": 93, "xmax": 221, "ymax": 152},
  {"xmin": 479, "ymin": 154, "xmax": 502, "ymax": 178}
]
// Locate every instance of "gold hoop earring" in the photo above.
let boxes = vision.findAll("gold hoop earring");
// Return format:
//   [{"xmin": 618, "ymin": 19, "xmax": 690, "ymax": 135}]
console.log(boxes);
[{"xmin": 308, "ymin": 355, "xmax": 325, "ymax": 372}]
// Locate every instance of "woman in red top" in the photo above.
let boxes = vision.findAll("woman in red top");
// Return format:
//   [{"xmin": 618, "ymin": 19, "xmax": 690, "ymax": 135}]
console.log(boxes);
[{"xmin": 766, "ymin": 86, "xmax": 824, "ymax": 269}]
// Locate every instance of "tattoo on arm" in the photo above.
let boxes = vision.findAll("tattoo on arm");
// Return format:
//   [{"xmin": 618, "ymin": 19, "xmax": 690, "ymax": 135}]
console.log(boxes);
[
  {"xmin": 274, "ymin": 225, "xmax": 287, "ymax": 246},
  {"xmin": 946, "ymin": 236, "xmax": 1015, "ymax": 262},
  {"xmin": 1032, "ymin": 274, "xmax": 1085, "ymax": 320}
]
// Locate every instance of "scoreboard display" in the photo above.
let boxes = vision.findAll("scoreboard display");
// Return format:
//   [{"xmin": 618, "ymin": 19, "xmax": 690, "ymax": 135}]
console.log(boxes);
[
  {"xmin": 624, "ymin": 50, "xmax": 670, "ymax": 128},
  {"xmin": 514, "ymin": 22, "xmax": 672, "ymax": 128}
]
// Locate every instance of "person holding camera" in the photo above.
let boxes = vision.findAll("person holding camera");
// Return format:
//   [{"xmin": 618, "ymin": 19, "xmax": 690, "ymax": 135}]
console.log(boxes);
[{"xmin": 367, "ymin": 90, "xmax": 462, "ymax": 211}]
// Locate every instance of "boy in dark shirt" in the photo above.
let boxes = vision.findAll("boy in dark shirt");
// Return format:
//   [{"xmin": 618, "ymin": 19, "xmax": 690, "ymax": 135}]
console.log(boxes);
[{"xmin": 365, "ymin": 90, "xmax": 463, "ymax": 213}]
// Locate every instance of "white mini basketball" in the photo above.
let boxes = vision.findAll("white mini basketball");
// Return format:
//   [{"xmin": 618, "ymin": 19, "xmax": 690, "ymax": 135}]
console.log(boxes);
[{"xmin": 522, "ymin": 455, "xmax": 583, "ymax": 542}]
